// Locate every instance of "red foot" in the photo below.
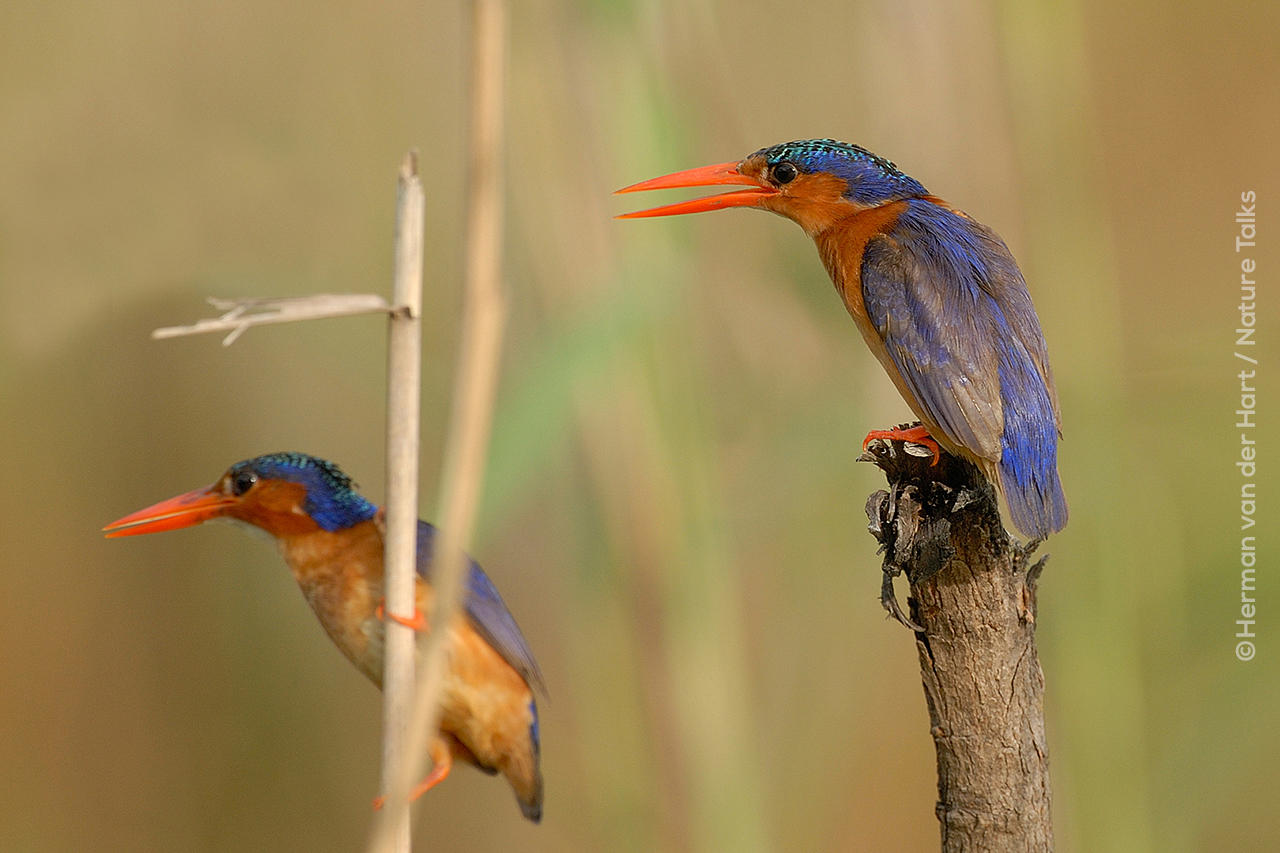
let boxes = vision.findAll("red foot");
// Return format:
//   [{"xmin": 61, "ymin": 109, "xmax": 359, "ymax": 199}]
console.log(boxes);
[
  {"xmin": 372, "ymin": 739, "xmax": 453, "ymax": 810},
  {"xmin": 863, "ymin": 424, "xmax": 942, "ymax": 466},
  {"xmin": 407, "ymin": 754, "xmax": 452, "ymax": 802},
  {"xmin": 376, "ymin": 601, "xmax": 429, "ymax": 632}
]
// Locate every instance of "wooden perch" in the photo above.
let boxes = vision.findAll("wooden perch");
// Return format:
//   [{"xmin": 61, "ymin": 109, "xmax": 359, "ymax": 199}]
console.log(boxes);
[{"xmin": 862, "ymin": 434, "xmax": 1053, "ymax": 853}]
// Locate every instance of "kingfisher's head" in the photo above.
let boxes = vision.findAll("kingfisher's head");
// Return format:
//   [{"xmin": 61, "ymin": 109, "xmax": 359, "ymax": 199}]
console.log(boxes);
[
  {"xmin": 616, "ymin": 138, "xmax": 928, "ymax": 235},
  {"xmin": 103, "ymin": 453, "xmax": 378, "ymax": 539}
]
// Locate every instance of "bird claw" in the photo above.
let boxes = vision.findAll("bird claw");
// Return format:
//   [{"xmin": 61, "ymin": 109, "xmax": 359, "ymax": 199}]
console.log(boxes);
[
  {"xmin": 862, "ymin": 424, "xmax": 941, "ymax": 466},
  {"xmin": 376, "ymin": 601, "xmax": 429, "ymax": 632}
]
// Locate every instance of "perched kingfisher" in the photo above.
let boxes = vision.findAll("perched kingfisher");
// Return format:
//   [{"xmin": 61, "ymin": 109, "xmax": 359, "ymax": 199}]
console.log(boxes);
[
  {"xmin": 103, "ymin": 453, "xmax": 545, "ymax": 822},
  {"xmin": 617, "ymin": 139, "xmax": 1067, "ymax": 538}
]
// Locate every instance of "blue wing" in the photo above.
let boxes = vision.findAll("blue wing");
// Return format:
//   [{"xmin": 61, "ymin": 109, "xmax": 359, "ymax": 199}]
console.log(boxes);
[
  {"xmin": 416, "ymin": 521, "xmax": 547, "ymax": 694},
  {"xmin": 861, "ymin": 199, "xmax": 1067, "ymax": 537}
]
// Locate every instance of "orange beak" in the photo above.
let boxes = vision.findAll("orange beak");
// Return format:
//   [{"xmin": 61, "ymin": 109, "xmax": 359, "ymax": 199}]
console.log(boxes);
[
  {"xmin": 103, "ymin": 486, "xmax": 237, "ymax": 538},
  {"xmin": 614, "ymin": 160, "xmax": 776, "ymax": 218}
]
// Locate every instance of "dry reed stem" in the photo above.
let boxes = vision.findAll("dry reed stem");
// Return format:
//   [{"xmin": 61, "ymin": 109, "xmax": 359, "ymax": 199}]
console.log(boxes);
[
  {"xmin": 379, "ymin": 152, "xmax": 426, "ymax": 853},
  {"xmin": 367, "ymin": 1, "xmax": 507, "ymax": 850}
]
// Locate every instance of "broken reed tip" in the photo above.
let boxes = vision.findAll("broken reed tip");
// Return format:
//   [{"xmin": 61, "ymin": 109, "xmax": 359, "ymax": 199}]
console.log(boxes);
[{"xmin": 400, "ymin": 150, "xmax": 419, "ymax": 180}]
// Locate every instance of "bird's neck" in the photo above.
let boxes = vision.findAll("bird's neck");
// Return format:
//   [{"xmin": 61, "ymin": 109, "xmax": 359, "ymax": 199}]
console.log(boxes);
[
  {"xmin": 278, "ymin": 518, "xmax": 382, "ymax": 582},
  {"xmin": 813, "ymin": 199, "xmax": 911, "ymax": 310}
]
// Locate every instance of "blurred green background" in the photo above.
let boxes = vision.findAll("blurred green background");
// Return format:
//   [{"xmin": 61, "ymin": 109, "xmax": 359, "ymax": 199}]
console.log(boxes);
[{"xmin": 1, "ymin": 0, "xmax": 1276, "ymax": 850}]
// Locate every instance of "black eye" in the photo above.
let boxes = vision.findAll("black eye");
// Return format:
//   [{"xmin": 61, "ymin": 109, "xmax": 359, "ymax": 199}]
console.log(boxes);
[
  {"xmin": 771, "ymin": 161, "xmax": 798, "ymax": 185},
  {"xmin": 231, "ymin": 470, "xmax": 258, "ymax": 496}
]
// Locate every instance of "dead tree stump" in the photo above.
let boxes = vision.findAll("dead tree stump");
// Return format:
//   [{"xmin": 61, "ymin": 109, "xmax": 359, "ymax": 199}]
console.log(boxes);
[{"xmin": 863, "ymin": 435, "xmax": 1053, "ymax": 853}]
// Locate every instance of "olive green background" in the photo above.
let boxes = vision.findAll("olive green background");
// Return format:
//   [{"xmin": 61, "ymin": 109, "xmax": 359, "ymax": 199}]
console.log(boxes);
[{"xmin": 0, "ymin": 0, "xmax": 1275, "ymax": 850}]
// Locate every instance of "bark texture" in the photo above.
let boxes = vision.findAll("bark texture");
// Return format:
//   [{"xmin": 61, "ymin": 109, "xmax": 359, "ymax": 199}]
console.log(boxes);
[{"xmin": 864, "ymin": 437, "xmax": 1053, "ymax": 853}]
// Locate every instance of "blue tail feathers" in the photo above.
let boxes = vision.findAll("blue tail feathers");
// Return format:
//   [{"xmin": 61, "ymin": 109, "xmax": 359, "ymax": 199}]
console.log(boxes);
[
  {"xmin": 1000, "ymin": 453, "xmax": 1069, "ymax": 539},
  {"xmin": 998, "ymin": 372, "xmax": 1068, "ymax": 537},
  {"xmin": 518, "ymin": 698, "xmax": 543, "ymax": 823}
]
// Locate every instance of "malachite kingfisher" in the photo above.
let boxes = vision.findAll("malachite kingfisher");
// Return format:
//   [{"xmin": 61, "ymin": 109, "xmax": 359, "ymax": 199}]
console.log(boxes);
[
  {"xmin": 617, "ymin": 139, "xmax": 1067, "ymax": 538},
  {"xmin": 103, "ymin": 453, "xmax": 545, "ymax": 822}
]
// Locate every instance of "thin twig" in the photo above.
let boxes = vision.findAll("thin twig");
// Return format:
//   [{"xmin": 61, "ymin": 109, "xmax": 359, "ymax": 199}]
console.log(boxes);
[
  {"xmin": 151, "ymin": 294, "xmax": 392, "ymax": 345},
  {"xmin": 367, "ymin": 1, "xmax": 508, "ymax": 850}
]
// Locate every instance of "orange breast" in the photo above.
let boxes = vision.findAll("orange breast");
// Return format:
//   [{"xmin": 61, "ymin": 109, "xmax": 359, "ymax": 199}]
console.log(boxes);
[
  {"xmin": 813, "ymin": 199, "xmax": 907, "ymax": 327},
  {"xmin": 279, "ymin": 520, "xmax": 386, "ymax": 683}
]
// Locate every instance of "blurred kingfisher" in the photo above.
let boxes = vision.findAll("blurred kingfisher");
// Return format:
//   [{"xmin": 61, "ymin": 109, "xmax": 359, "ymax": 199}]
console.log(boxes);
[
  {"xmin": 103, "ymin": 452, "xmax": 544, "ymax": 822},
  {"xmin": 617, "ymin": 139, "xmax": 1067, "ymax": 538}
]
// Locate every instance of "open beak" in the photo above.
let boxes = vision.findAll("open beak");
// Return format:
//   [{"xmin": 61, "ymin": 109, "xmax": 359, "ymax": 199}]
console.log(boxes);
[
  {"xmin": 615, "ymin": 160, "xmax": 776, "ymax": 218},
  {"xmin": 103, "ymin": 486, "xmax": 237, "ymax": 538}
]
